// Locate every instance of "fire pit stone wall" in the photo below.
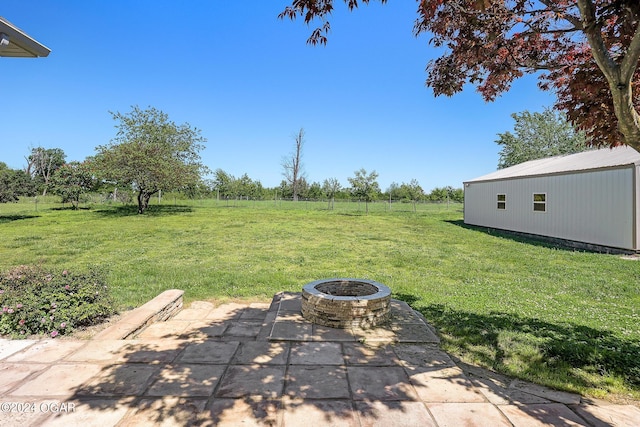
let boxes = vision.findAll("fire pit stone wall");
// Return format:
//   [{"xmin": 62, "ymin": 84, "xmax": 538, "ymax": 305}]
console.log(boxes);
[{"xmin": 301, "ymin": 278, "xmax": 391, "ymax": 329}]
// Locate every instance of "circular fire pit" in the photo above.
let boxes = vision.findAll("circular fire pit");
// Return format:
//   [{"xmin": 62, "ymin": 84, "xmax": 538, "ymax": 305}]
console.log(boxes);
[{"xmin": 301, "ymin": 278, "xmax": 391, "ymax": 329}]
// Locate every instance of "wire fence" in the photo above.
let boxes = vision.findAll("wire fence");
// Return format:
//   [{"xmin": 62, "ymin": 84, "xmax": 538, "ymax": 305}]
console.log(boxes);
[{"xmin": 2, "ymin": 194, "xmax": 463, "ymax": 215}]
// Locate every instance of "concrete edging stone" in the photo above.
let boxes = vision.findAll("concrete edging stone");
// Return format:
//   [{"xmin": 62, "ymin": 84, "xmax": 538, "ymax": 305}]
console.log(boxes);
[{"xmin": 92, "ymin": 289, "xmax": 184, "ymax": 340}]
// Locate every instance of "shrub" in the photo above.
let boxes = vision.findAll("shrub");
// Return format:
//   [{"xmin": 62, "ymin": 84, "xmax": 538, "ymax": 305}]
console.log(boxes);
[{"xmin": 0, "ymin": 265, "xmax": 116, "ymax": 338}]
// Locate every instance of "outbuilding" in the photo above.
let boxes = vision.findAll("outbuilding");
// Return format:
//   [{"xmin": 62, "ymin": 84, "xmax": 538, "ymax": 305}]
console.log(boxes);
[{"xmin": 463, "ymin": 146, "xmax": 640, "ymax": 252}]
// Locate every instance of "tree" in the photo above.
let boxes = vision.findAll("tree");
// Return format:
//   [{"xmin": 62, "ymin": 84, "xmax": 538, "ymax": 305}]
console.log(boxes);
[
  {"xmin": 0, "ymin": 163, "xmax": 36, "ymax": 203},
  {"xmin": 348, "ymin": 168, "xmax": 380, "ymax": 213},
  {"xmin": 497, "ymin": 108, "xmax": 589, "ymax": 169},
  {"xmin": 322, "ymin": 177, "xmax": 342, "ymax": 209},
  {"xmin": 280, "ymin": 1, "xmax": 640, "ymax": 151},
  {"xmin": 403, "ymin": 179, "xmax": 424, "ymax": 212},
  {"xmin": 282, "ymin": 128, "xmax": 306, "ymax": 202},
  {"xmin": 26, "ymin": 147, "xmax": 66, "ymax": 196},
  {"xmin": 50, "ymin": 161, "xmax": 97, "ymax": 209},
  {"xmin": 95, "ymin": 106, "xmax": 208, "ymax": 214}
]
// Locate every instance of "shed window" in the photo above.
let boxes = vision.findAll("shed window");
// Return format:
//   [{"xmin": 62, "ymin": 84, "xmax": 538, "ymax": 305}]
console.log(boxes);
[
  {"xmin": 497, "ymin": 194, "xmax": 506, "ymax": 210},
  {"xmin": 533, "ymin": 193, "xmax": 546, "ymax": 212}
]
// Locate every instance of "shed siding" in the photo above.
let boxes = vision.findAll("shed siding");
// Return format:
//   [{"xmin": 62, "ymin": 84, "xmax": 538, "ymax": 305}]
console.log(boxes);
[{"xmin": 464, "ymin": 167, "xmax": 635, "ymax": 250}]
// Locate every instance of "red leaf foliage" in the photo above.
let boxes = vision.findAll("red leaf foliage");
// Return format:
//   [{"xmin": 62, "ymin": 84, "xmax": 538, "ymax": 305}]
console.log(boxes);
[{"xmin": 281, "ymin": 1, "xmax": 640, "ymax": 149}]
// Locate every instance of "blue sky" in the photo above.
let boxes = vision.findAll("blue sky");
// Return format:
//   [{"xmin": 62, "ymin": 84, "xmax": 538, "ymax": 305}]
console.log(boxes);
[{"xmin": 2, "ymin": 1, "xmax": 555, "ymax": 191}]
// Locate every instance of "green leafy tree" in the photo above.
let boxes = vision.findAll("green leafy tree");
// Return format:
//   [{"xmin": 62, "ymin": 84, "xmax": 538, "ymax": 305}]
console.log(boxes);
[
  {"xmin": 497, "ymin": 109, "xmax": 589, "ymax": 169},
  {"xmin": 95, "ymin": 106, "xmax": 208, "ymax": 214},
  {"xmin": 50, "ymin": 161, "xmax": 97, "ymax": 209},
  {"xmin": 307, "ymin": 181, "xmax": 324, "ymax": 200},
  {"xmin": 403, "ymin": 179, "xmax": 424, "ymax": 212},
  {"xmin": 322, "ymin": 177, "xmax": 341, "ymax": 209},
  {"xmin": 348, "ymin": 168, "xmax": 380, "ymax": 213},
  {"xmin": 0, "ymin": 163, "xmax": 36, "ymax": 202}
]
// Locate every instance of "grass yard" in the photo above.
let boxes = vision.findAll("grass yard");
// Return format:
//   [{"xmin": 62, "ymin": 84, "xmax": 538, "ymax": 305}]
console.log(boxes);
[{"xmin": 1, "ymin": 198, "xmax": 639, "ymax": 402}]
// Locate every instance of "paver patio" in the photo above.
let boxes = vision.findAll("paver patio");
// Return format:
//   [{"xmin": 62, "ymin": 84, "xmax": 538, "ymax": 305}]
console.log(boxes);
[{"xmin": 0, "ymin": 291, "xmax": 638, "ymax": 426}]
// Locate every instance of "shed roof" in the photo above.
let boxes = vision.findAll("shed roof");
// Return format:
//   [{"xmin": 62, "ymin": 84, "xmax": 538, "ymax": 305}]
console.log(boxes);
[
  {"xmin": 466, "ymin": 146, "xmax": 640, "ymax": 183},
  {"xmin": 0, "ymin": 16, "xmax": 50, "ymax": 57}
]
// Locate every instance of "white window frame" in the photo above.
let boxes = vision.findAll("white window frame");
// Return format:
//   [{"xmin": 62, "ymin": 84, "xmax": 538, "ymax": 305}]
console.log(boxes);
[
  {"xmin": 533, "ymin": 193, "xmax": 547, "ymax": 212},
  {"xmin": 497, "ymin": 193, "xmax": 506, "ymax": 210}
]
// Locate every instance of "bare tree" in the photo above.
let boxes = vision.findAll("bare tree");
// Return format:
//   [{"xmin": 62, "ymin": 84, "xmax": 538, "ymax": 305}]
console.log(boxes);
[
  {"xmin": 26, "ymin": 147, "xmax": 66, "ymax": 196},
  {"xmin": 282, "ymin": 128, "xmax": 306, "ymax": 202}
]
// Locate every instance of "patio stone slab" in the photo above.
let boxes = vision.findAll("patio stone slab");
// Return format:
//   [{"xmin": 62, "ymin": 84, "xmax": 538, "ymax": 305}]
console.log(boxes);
[
  {"xmin": 285, "ymin": 365, "xmax": 350, "ymax": 399},
  {"xmin": 393, "ymin": 343, "xmax": 456, "ymax": 368},
  {"xmin": 64, "ymin": 340, "xmax": 130, "ymax": 363},
  {"xmin": 312, "ymin": 325, "xmax": 358, "ymax": 342},
  {"xmin": 0, "ymin": 362, "xmax": 48, "ymax": 394},
  {"xmin": 499, "ymin": 403, "xmax": 588, "ymax": 426},
  {"xmin": 78, "ymin": 364, "xmax": 158, "ymax": 396},
  {"xmin": 135, "ymin": 320, "xmax": 191, "ymax": 339},
  {"xmin": 569, "ymin": 403, "xmax": 640, "ymax": 427},
  {"xmin": 177, "ymin": 340, "xmax": 239, "ymax": 364},
  {"xmin": 0, "ymin": 398, "xmax": 55, "ymax": 427},
  {"xmin": 120, "ymin": 397, "xmax": 208, "ymax": 426},
  {"xmin": 406, "ymin": 366, "xmax": 486, "ymax": 403},
  {"xmin": 232, "ymin": 341, "xmax": 289, "ymax": 365},
  {"xmin": 347, "ymin": 366, "xmax": 418, "ymax": 401},
  {"xmin": 224, "ymin": 320, "xmax": 263, "ymax": 338},
  {"xmin": 178, "ymin": 320, "xmax": 228, "ymax": 339},
  {"xmin": 343, "ymin": 343, "xmax": 400, "ymax": 366},
  {"xmin": 5, "ymin": 339, "xmax": 84, "ymax": 363},
  {"xmin": 172, "ymin": 308, "xmax": 212, "ymax": 321},
  {"xmin": 427, "ymin": 402, "xmax": 513, "ymax": 427},
  {"xmin": 40, "ymin": 398, "xmax": 134, "ymax": 427},
  {"xmin": 117, "ymin": 339, "xmax": 186, "ymax": 364},
  {"xmin": 355, "ymin": 400, "xmax": 437, "ymax": 427},
  {"xmin": 510, "ymin": 379, "xmax": 581, "ymax": 405},
  {"xmin": 281, "ymin": 398, "xmax": 358, "ymax": 427},
  {"xmin": 206, "ymin": 397, "xmax": 281, "ymax": 427},
  {"xmin": 216, "ymin": 365, "xmax": 286, "ymax": 399},
  {"xmin": 289, "ymin": 342, "xmax": 344, "ymax": 365},
  {"xmin": 269, "ymin": 320, "xmax": 313, "ymax": 341},
  {"xmin": 0, "ymin": 339, "xmax": 36, "ymax": 360},
  {"xmin": 10, "ymin": 363, "xmax": 103, "ymax": 397},
  {"xmin": 146, "ymin": 364, "xmax": 226, "ymax": 397}
]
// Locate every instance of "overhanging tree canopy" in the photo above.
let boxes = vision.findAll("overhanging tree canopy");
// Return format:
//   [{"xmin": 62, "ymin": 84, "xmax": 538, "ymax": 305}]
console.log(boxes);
[
  {"xmin": 95, "ymin": 106, "xmax": 208, "ymax": 214},
  {"xmin": 280, "ymin": 0, "xmax": 640, "ymax": 150}
]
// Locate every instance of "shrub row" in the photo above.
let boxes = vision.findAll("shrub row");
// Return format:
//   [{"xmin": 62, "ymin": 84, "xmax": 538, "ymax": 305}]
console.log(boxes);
[{"xmin": 0, "ymin": 265, "xmax": 116, "ymax": 338}]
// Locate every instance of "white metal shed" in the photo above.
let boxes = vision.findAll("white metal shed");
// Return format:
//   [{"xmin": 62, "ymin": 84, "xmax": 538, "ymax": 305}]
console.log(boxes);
[{"xmin": 463, "ymin": 146, "xmax": 640, "ymax": 252}]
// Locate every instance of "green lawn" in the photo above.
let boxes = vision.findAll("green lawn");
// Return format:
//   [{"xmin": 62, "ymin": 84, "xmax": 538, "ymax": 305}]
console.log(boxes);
[{"xmin": 1, "ymin": 198, "xmax": 638, "ymax": 402}]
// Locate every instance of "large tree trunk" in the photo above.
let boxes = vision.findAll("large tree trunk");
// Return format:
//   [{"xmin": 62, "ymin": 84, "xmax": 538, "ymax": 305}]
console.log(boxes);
[
  {"xmin": 137, "ymin": 190, "xmax": 153, "ymax": 214},
  {"xmin": 578, "ymin": 0, "xmax": 640, "ymax": 151}
]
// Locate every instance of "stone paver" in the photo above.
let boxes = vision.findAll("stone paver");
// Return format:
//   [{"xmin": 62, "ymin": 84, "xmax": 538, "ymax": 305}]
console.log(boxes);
[
  {"xmin": 5, "ymin": 340, "xmax": 84, "ymax": 363},
  {"xmin": 207, "ymin": 397, "xmax": 281, "ymax": 427},
  {"xmin": 281, "ymin": 398, "xmax": 358, "ymax": 427},
  {"xmin": 427, "ymin": 402, "xmax": 513, "ymax": 427},
  {"xmin": 498, "ymin": 403, "xmax": 589, "ymax": 426},
  {"xmin": 289, "ymin": 342, "xmax": 344, "ymax": 365},
  {"xmin": 146, "ymin": 364, "xmax": 226, "ymax": 397},
  {"xmin": 348, "ymin": 366, "xmax": 419, "ymax": 401},
  {"xmin": 355, "ymin": 400, "xmax": 437, "ymax": 427},
  {"xmin": 216, "ymin": 365, "xmax": 286, "ymax": 399},
  {"xmin": 285, "ymin": 365, "xmax": 350, "ymax": 399},
  {"xmin": 0, "ymin": 294, "xmax": 637, "ymax": 426}
]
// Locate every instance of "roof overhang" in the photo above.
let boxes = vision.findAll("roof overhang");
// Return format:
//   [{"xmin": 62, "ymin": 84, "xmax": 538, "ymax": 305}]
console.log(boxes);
[{"xmin": 0, "ymin": 16, "xmax": 50, "ymax": 57}]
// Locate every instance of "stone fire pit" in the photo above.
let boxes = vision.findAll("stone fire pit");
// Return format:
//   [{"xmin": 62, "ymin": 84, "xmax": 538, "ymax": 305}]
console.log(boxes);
[{"xmin": 301, "ymin": 278, "xmax": 391, "ymax": 329}]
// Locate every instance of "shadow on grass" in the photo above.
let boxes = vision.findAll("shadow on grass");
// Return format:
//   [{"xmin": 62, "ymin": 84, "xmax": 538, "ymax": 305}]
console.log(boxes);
[
  {"xmin": 413, "ymin": 302, "xmax": 640, "ymax": 392},
  {"xmin": 445, "ymin": 219, "xmax": 600, "ymax": 253},
  {"xmin": 93, "ymin": 205, "xmax": 194, "ymax": 217},
  {"xmin": 0, "ymin": 214, "xmax": 39, "ymax": 224}
]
